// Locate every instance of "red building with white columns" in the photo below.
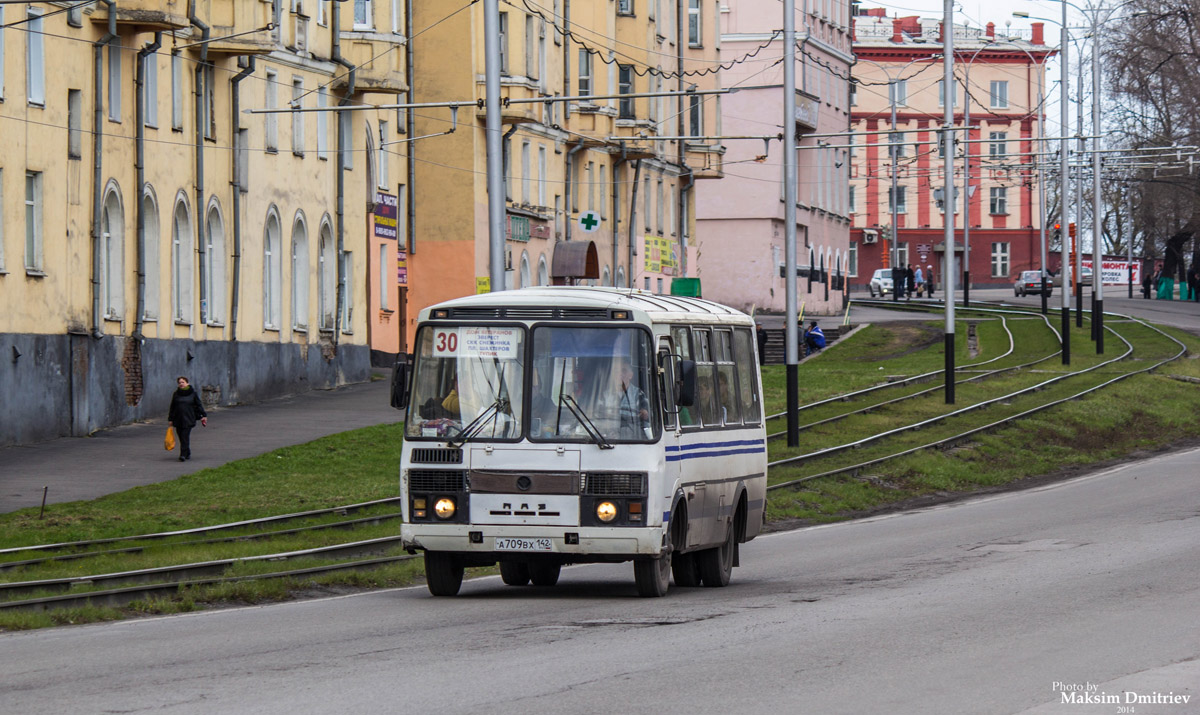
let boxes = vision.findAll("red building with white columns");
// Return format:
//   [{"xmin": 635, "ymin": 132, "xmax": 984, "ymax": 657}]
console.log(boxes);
[{"xmin": 849, "ymin": 9, "xmax": 1055, "ymax": 292}]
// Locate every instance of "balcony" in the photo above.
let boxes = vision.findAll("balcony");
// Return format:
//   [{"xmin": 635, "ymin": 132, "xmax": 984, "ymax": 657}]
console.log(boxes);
[
  {"xmin": 473, "ymin": 83, "xmax": 542, "ymax": 126},
  {"xmin": 90, "ymin": 0, "xmax": 189, "ymax": 30},
  {"xmin": 610, "ymin": 121, "xmax": 659, "ymax": 160},
  {"xmin": 203, "ymin": 0, "xmax": 277, "ymax": 56},
  {"xmin": 686, "ymin": 143, "xmax": 725, "ymax": 179},
  {"xmin": 333, "ymin": 38, "xmax": 407, "ymax": 94}
]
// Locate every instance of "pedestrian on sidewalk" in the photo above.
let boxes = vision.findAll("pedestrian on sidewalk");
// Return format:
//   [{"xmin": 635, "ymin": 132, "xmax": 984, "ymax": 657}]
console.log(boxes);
[
  {"xmin": 168, "ymin": 376, "xmax": 207, "ymax": 462},
  {"xmin": 804, "ymin": 320, "xmax": 826, "ymax": 354},
  {"xmin": 914, "ymin": 265, "xmax": 925, "ymax": 298},
  {"xmin": 756, "ymin": 323, "xmax": 768, "ymax": 363},
  {"xmin": 926, "ymin": 265, "xmax": 935, "ymax": 298}
]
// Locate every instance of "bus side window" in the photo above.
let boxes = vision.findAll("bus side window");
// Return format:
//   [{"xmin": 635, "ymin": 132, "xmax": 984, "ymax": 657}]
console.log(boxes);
[
  {"xmin": 658, "ymin": 342, "xmax": 679, "ymax": 429},
  {"xmin": 671, "ymin": 326, "xmax": 692, "ymax": 361},
  {"xmin": 733, "ymin": 328, "xmax": 762, "ymax": 423},
  {"xmin": 693, "ymin": 329, "xmax": 719, "ymax": 426},
  {"xmin": 715, "ymin": 330, "xmax": 740, "ymax": 426}
]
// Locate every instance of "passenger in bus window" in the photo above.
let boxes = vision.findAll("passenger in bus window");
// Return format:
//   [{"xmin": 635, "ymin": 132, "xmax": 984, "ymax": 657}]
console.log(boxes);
[
  {"xmin": 718, "ymin": 371, "xmax": 737, "ymax": 424},
  {"xmin": 696, "ymin": 373, "xmax": 718, "ymax": 426},
  {"xmin": 440, "ymin": 377, "xmax": 460, "ymax": 417},
  {"xmin": 616, "ymin": 359, "xmax": 650, "ymax": 438}
]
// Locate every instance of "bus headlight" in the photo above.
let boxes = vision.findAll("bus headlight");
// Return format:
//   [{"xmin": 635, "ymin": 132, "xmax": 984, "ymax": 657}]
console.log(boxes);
[
  {"xmin": 596, "ymin": 501, "xmax": 619, "ymax": 523},
  {"xmin": 434, "ymin": 498, "xmax": 457, "ymax": 520}
]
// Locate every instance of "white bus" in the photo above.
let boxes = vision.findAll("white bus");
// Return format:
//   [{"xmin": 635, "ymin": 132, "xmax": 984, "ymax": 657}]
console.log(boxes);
[{"xmin": 393, "ymin": 287, "xmax": 768, "ymax": 597}]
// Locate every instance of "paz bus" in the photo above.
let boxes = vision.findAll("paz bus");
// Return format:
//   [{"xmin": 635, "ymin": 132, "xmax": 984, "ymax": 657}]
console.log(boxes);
[{"xmin": 392, "ymin": 287, "xmax": 768, "ymax": 597}]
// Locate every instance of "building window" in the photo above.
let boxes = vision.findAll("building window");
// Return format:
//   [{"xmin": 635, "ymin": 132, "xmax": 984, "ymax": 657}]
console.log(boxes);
[
  {"xmin": 525, "ymin": 15, "xmax": 536, "ymax": 79},
  {"xmin": 205, "ymin": 204, "xmax": 225, "ymax": 324},
  {"xmin": 989, "ymin": 131, "xmax": 1007, "ymax": 158},
  {"xmin": 990, "ymin": 81, "xmax": 1009, "ymax": 109},
  {"xmin": 521, "ymin": 141, "xmax": 531, "ymax": 205},
  {"xmin": 144, "ymin": 54, "xmax": 158, "ymax": 127},
  {"xmin": 688, "ymin": 0, "xmax": 702, "ymax": 46},
  {"xmin": 934, "ymin": 186, "xmax": 958, "ymax": 213},
  {"xmin": 498, "ymin": 12, "xmax": 509, "ymax": 74},
  {"xmin": 990, "ymin": 186, "xmax": 1008, "ymax": 215},
  {"xmin": 25, "ymin": 172, "xmax": 43, "ymax": 271},
  {"xmin": 645, "ymin": 276, "xmax": 651, "ymax": 291},
  {"xmin": 0, "ymin": 8, "xmax": 6, "ymax": 102},
  {"xmin": 889, "ymin": 80, "xmax": 906, "ymax": 106},
  {"xmin": 264, "ymin": 211, "xmax": 282, "ymax": 329},
  {"xmin": 108, "ymin": 44, "xmax": 121, "ymax": 121},
  {"xmin": 171, "ymin": 53, "xmax": 183, "ymax": 131},
  {"xmin": 317, "ymin": 87, "xmax": 329, "ymax": 160},
  {"xmin": 689, "ymin": 94, "xmax": 701, "ymax": 136},
  {"xmin": 378, "ymin": 120, "xmax": 389, "ymax": 189},
  {"xmin": 27, "ymin": 9, "xmax": 45, "ymax": 105},
  {"xmin": 618, "ymin": 65, "xmax": 634, "ymax": 118},
  {"xmin": 504, "ymin": 135, "xmax": 513, "ymax": 201},
  {"xmin": 888, "ymin": 186, "xmax": 907, "ymax": 214},
  {"xmin": 292, "ymin": 78, "xmax": 305, "ymax": 156},
  {"xmin": 265, "ymin": 69, "xmax": 278, "ymax": 152},
  {"xmin": 340, "ymin": 251, "xmax": 353, "ymax": 333},
  {"xmin": 938, "ymin": 80, "xmax": 957, "ymax": 107},
  {"xmin": 849, "ymin": 185, "xmax": 855, "ymax": 213},
  {"xmin": 318, "ymin": 223, "xmax": 335, "ymax": 330},
  {"xmin": 586, "ymin": 162, "xmax": 595, "ymax": 212},
  {"xmin": 101, "ymin": 186, "xmax": 124, "ymax": 318},
  {"xmin": 848, "ymin": 242, "xmax": 858, "ymax": 276},
  {"xmin": 656, "ymin": 178, "xmax": 664, "ymax": 233},
  {"xmin": 599, "ymin": 164, "xmax": 607, "ymax": 218},
  {"xmin": 1, "ymin": 171, "xmax": 7, "ymax": 271},
  {"xmin": 172, "ymin": 199, "xmax": 193, "ymax": 323},
  {"xmin": 538, "ymin": 145, "xmax": 547, "ymax": 207},
  {"xmin": 142, "ymin": 189, "xmax": 160, "ymax": 320},
  {"xmin": 379, "ymin": 244, "xmax": 390, "ymax": 311},
  {"xmin": 644, "ymin": 175, "xmax": 651, "ymax": 230},
  {"xmin": 889, "ymin": 131, "xmax": 906, "ymax": 158},
  {"xmin": 850, "ymin": 83, "xmax": 857, "ymax": 106},
  {"xmin": 292, "ymin": 217, "xmax": 309, "ymax": 330},
  {"xmin": 68, "ymin": 90, "xmax": 83, "ymax": 159},
  {"xmin": 578, "ymin": 49, "xmax": 592, "ymax": 96},
  {"xmin": 354, "ymin": 0, "xmax": 373, "ymax": 29},
  {"xmin": 618, "ymin": 0, "xmax": 633, "ymax": 14},
  {"xmin": 991, "ymin": 242, "xmax": 1010, "ymax": 277}
]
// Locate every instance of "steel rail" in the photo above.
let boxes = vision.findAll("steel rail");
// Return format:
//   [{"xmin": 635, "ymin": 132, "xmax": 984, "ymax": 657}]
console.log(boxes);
[
  {"xmin": 0, "ymin": 513, "xmax": 403, "ymax": 573},
  {"xmin": 766, "ymin": 319, "xmax": 1135, "ymax": 470},
  {"xmin": 766, "ymin": 315, "xmax": 1187, "ymax": 492},
  {"xmin": 0, "ymin": 497, "xmax": 404, "ymax": 558},
  {"xmin": 0, "ymin": 536, "xmax": 407, "ymax": 601}
]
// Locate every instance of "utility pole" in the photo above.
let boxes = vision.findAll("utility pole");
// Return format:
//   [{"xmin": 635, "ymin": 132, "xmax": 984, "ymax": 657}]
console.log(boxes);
[
  {"xmin": 484, "ymin": 0, "xmax": 507, "ymax": 292},
  {"xmin": 943, "ymin": 0, "xmax": 956, "ymax": 404},
  {"xmin": 1091, "ymin": 5, "xmax": 1104, "ymax": 353},
  {"xmin": 1059, "ymin": 5, "xmax": 1071, "ymax": 366},
  {"xmin": 784, "ymin": 0, "xmax": 800, "ymax": 446}
]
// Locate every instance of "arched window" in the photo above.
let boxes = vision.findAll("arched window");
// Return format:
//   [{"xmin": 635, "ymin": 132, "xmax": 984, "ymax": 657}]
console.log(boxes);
[
  {"xmin": 292, "ymin": 212, "xmax": 309, "ymax": 330},
  {"xmin": 602, "ymin": 265, "xmax": 611, "ymax": 286},
  {"xmin": 519, "ymin": 251, "xmax": 531, "ymax": 289},
  {"xmin": 101, "ymin": 182, "xmax": 124, "ymax": 319},
  {"xmin": 263, "ymin": 208, "xmax": 282, "ymax": 329},
  {"xmin": 206, "ymin": 201, "xmax": 225, "ymax": 323},
  {"xmin": 172, "ymin": 195, "xmax": 193, "ymax": 323},
  {"xmin": 537, "ymin": 255, "xmax": 549, "ymax": 286},
  {"xmin": 318, "ymin": 219, "xmax": 335, "ymax": 330},
  {"xmin": 142, "ymin": 186, "xmax": 160, "ymax": 320},
  {"xmin": 616, "ymin": 265, "xmax": 626, "ymax": 288}
]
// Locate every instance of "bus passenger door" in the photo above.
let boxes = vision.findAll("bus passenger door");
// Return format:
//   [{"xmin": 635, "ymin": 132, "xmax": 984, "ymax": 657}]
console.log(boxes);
[
  {"xmin": 658, "ymin": 337, "xmax": 686, "ymax": 543},
  {"xmin": 665, "ymin": 328, "xmax": 705, "ymax": 550}
]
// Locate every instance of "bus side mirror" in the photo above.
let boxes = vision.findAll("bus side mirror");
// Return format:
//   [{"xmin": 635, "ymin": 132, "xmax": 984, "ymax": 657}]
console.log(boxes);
[
  {"xmin": 677, "ymin": 359, "xmax": 697, "ymax": 407},
  {"xmin": 390, "ymin": 356, "xmax": 411, "ymax": 410}
]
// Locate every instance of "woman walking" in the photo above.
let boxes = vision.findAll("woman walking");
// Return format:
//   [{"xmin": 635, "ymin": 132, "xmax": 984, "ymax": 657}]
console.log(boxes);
[{"xmin": 167, "ymin": 376, "xmax": 207, "ymax": 462}]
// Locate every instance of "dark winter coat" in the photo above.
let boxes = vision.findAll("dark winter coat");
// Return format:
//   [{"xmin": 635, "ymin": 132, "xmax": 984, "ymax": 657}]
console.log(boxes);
[{"xmin": 168, "ymin": 387, "xmax": 207, "ymax": 429}]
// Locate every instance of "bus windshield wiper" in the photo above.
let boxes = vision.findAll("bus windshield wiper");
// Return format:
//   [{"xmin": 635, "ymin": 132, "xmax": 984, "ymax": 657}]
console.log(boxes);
[
  {"xmin": 559, "ymin": 394, "xmax": 614, "ymax": 449},
  {"xmin": 448, "ymin": 398, "xmax": 507, "ymax": 448}
]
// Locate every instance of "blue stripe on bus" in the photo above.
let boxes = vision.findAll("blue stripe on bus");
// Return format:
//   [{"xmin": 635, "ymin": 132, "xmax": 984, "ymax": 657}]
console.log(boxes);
[
  {"xmin": 665, "ymin": 446, "xmax": 766, "ymax": 462},
  {"xmin": 665, "ymin": 439, "xmax": 765, "ymax": 453}
]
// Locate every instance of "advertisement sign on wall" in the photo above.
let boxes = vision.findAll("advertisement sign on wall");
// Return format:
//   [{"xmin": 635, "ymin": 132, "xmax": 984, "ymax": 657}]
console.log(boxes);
[
  {"xmin": 374, "ymin": 191, "xmax": 398, "ymax": 240},
  {"xmin": 1082, "ymin": 259, "xmax": 1140, "ymax": 286}
]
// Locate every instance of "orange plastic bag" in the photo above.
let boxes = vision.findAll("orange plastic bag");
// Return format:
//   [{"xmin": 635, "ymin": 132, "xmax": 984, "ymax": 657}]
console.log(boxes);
[{"xmin": 165, "ymin": 427, "xmax": 176, "ymax": 451}]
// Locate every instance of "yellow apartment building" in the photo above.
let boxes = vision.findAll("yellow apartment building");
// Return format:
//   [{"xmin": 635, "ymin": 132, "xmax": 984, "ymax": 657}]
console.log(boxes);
[
  {"xmin": 406, "ymin": 0, "xmax": 725, "ymax": 350},
  {"xmin": 0, "ymin": 0, "xmax": 408, "ymax": 446}
]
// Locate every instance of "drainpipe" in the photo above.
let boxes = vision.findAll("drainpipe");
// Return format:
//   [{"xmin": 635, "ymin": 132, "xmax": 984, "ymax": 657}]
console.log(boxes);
[
  {"xmin": 134, "ymin": 31, "xmax": 163, "ymax": 341},
  {"xmin": 613, "ymin": 147, "xmax": 627, "ymax": 284},
  {"xmin": 229, "ymin": 56, "xmax": 256, "ymax": 343},
  {"xmin": 562, "ymin": 0, "xmax": 570, "ymax": 117},
  {"xmin": 189, "ymin": 7, "xmax": 211, "ymax": 327},
  {"xmin": 332, "ymin": 3, "xmax": 357, "ymax": 346},
  {"xmin": 564, "ymin": 143, "xmax": 585, "ymax": 243},
  {"xmin": 91, "ymin": 1, "xmax": 117, "ymax": 339},
  {"xmin": 405, "ymin": 0, "xmax": 415, "ymax": 256},
  {"xmin": 679, "ymin": 170, "xmax": 695, "ymax": 277}
]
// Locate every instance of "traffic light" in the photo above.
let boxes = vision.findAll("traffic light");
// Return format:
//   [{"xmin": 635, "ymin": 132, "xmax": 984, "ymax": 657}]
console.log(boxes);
[{"xmin": 1053, "ymin": 223, "xmax": 1062, "ymax": 240}]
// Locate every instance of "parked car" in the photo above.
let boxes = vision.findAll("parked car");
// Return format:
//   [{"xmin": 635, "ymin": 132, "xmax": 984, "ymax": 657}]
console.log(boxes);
[
  {"xmin": 1080, "ymin": 265, "xmax": 1093, "ymax": 286},
  {"xmin": 869, "ymin": 268, "xmax": 894, "ymax": 297},
  {"xmin": 1014, "ymin": 270, "xmax": 1053, "ymax": 297}
]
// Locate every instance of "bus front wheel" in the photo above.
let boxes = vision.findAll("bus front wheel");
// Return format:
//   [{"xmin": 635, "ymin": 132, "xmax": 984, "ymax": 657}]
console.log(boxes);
[{"xmin": 424, "ymin": 552, "xmax": 464, "ymax": 596}]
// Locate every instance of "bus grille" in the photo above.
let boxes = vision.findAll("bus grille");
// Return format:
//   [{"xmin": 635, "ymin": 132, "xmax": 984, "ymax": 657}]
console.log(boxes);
[
  {"xmin": 583, "ymin": 473, "xmax": 646, "ymax": 496},
  {"xmin": 409, "ymin": 470, "xmax": 467, "ymax": 492},
  {"xmin": 410, "ymin": 448, "xmax": 464, "ymax": 464}
]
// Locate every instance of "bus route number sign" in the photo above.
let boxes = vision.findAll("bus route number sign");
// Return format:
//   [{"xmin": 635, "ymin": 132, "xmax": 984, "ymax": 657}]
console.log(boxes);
[
  {"xmin": 432, "ymin": 327, "xmax": 519, "ymax": 359},
  {"xmin": 433, "ymin": 329, "xmax": 459, "ymax": 356}
]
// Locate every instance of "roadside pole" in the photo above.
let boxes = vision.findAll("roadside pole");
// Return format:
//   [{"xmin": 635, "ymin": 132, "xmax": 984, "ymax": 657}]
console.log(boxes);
[{"xmin": 784, "ymin": 0, "xmax": 800, "ymax": 446}]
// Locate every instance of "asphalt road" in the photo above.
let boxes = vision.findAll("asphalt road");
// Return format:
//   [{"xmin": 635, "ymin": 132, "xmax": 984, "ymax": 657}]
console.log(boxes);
[{"xmin": 3, "ymin": 447, "xmax": 1197, "ymax": 714}]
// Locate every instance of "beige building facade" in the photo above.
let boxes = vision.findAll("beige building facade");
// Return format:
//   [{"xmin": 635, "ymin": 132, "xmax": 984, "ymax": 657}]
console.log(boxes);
[{"xmin": 0, "ymin": 1, "xmax": 408, "ymax": 446}]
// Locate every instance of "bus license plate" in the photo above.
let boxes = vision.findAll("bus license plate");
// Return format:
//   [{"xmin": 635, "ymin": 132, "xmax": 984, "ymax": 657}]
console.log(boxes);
[{"xmin": 494, "ymin": 537, "xmax": 553, "ymax": 552}]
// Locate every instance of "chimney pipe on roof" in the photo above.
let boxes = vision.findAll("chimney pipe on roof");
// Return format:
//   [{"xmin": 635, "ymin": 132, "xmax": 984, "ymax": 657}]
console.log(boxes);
[
  {"xmin": 938, "ymin": 21, "xmax": 944, "ymax": 43},
  {"xmin": 893, "ymin": 17, "xmax": 904, "ymax": 43},
  {"xmin": 1031, "ymin": 22, "xmax": 1044, "ymax": 45},
  {"xmin": 986, "ymin": 22, "xmax": 995, "ymax": 38}
]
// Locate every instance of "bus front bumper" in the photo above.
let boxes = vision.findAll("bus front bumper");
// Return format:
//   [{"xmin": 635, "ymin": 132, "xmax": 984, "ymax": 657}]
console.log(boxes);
[{"xmin": 401, "ymin": 523, "xmax": 666, "ymax": 558}]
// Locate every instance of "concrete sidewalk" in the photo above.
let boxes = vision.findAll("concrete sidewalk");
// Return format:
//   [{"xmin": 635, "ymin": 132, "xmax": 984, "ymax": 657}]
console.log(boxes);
[{"xmin": 0, "ymin": 379, "xmax": 404, "ymax": 515}]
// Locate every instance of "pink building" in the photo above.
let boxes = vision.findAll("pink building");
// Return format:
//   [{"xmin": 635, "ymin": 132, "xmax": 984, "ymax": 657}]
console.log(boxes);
[{"xmin": 694, "ymin": 0, "xmax": 854, "ymax": 315}]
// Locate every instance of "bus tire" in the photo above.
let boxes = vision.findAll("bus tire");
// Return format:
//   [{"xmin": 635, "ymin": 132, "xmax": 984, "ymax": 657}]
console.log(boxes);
[
  {"xmin": 634, "ymin": 529, "xmax": 673, "ymax": 597},
  {"xmin": 424, "ymin": 552, "xmax": 464, "ymax": 596},
  {"xmin": 698, "ymin": 521, "xmax": 735, "ymax": 587},
  {"xmin": 672, "ymin": 551, "xmax": 700, "ymax": 587},
  {"xmin": 528, "ymin": 562, "xmax": 561, "ymax": 586},
  {"xmin": 500, "ymin": 561, "xmax": 530, "ymax": 586}
]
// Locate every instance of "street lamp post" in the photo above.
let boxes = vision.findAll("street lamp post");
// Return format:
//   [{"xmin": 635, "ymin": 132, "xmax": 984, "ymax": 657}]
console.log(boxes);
[
  {"xmin": 943, "ymin": 0, "xmax": 957, "ymax": 404},
  {"xmin": 1091, "ymin": 5, "xmax": 1104, "ymax": 353}
]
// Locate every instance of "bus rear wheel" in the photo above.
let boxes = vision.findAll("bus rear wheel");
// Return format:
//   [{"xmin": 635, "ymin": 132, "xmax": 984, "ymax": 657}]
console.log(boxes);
[
  {"xmin": 500, "ymin": 561, "xmax": 530, "ymax": 586},
  {"xmin": 698, "ymin": 522, "xmax": 736, "ymax": 587},
  {"xmin": 424, "ymin": 552, "xmax": 464, "ymax": 596}
]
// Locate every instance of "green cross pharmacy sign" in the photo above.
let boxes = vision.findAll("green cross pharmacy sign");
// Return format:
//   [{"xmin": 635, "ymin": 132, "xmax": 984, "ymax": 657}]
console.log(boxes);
[{"xmin": 579, "ymin": 210, "xmax": 601, "ymax": 233}]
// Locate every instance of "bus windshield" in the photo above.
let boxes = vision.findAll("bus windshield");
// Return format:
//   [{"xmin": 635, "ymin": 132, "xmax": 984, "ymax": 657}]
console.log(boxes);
[
  {"xmin": 528, "ymin": 326, "xmax": 657, "ymax": 443},
  {"xmin": 405, "ymin": 325, "xmax": 525, "ymax": 441}
]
